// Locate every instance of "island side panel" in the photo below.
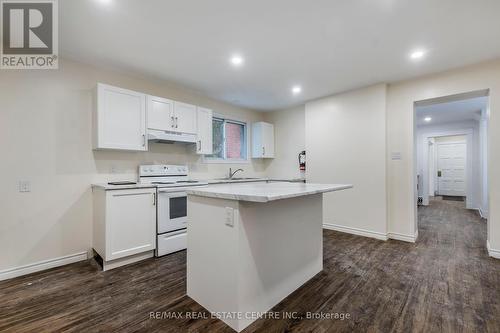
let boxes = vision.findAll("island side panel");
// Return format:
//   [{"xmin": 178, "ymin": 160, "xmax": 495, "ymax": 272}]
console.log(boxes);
[
  {"xmin": 236, "ymin": 193, "xmax": 323, "ymax": 330},
  {"xmin": 186, "ymin": 195, "xmax": 241, "ymax": 331}
]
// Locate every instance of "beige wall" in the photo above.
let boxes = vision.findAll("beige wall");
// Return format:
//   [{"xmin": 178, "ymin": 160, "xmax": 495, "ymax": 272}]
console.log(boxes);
[
  {"xmin": 305, "ymin": 84, "xmax": 388, "ymax": 239},
  {"xmin": 387, "ymin": 59, "xmax": 500, "ymax": 250},
  {"xmin": 0, "ymin": 58, "xmax": 267, "ymax": 272},
  {"xmin": 264, "ymin": 105, "xmax": 305, "ymax": 179}
]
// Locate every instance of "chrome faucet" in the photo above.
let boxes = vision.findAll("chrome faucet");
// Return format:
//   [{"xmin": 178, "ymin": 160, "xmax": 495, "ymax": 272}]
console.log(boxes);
[{"xmin": 229, "ymin": 168, "xmax": 244, "ymax": 179}]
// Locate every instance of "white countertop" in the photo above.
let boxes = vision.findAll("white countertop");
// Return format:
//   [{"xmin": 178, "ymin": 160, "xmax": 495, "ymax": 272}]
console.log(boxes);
[
  {"xmin": 186, "ymin": 182, "xmax": 352, "ymax": 203},
  {"xmin": 92, "ymin": 178, "xmax": 306, "ymax": 190},
  {"xmin": 91, "ymin": 183, "xmax": 156, "ymax": 190}
]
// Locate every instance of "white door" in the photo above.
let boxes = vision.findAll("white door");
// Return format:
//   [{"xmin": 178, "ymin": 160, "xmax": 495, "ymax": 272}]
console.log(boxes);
[
  {"xmin": 437, "ymin": 142, "xmax": 466, "ymax": 196},
  {"xmin": 96, "ymin": 83, "xmax": 147, "ymax": 151},
  {"xmin": 106, "ymin": 188, "xmax": 156, "ymax": 260},
  {"xmin": 196, "ymin": 107, "xmax": 213, "ymax": 154},
  {"xmin": 174, "ymin": 101, "xmax": 197, "ymax": 134},
  {"xmin": 147, "ymin": 95, "xmax": 174, "ymax": 131}
]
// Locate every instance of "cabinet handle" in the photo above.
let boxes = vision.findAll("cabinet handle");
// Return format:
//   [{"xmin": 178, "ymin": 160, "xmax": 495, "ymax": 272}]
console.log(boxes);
[
  {"xmin": 175, "ymin": 117, "xmax": 179, "ymax": 128},
  {"xmin": 262, "ymin": 147, "xmax": 265, "ymax": 156},
  {"xmin": 198, "ymin": 140, "xmax": 201, "ymax": 151},
  {"xmin": 153, "ymin": 193, "xmax": 156, "ymax": 206},
  {"xmin": 143, "ymin": 134, "xmax": 146, "ymax": 147},
  {"xmin": 171, "ymin": 116, "xmax": 175, "ymax": 128}
]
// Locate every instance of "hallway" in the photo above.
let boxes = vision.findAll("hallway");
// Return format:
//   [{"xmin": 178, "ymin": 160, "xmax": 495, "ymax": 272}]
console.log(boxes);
[
  {"xmin": 411, "ymin": 198, "xmax": 498, "ymax": 332},
  {"xmin": 418, "ymin": 197, "xmax": 487, "ymax": 256}
]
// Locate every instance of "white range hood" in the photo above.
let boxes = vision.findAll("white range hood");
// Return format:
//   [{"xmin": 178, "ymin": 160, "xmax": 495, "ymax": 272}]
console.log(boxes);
[{"xmin": 148, "ymin": 129, "xmax": 197, "ymax": 144}]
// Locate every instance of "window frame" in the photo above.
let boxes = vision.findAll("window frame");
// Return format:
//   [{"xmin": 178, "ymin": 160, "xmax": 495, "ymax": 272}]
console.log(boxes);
[{"xmin": 203, "ymin": 114, "xmax": 251, "ymax": 164}]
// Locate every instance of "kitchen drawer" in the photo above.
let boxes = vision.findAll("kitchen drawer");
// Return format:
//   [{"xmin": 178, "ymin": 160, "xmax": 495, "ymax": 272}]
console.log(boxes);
[{"xmin": 156, "ymin": 231, "xmax": 187, "ymax": 256}]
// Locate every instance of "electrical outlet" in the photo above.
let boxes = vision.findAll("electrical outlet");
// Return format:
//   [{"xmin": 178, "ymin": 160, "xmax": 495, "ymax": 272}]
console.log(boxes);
[
  {"xmin": 225, "ymin": 207, "xmax": 234, "ymax": 227},
  {"xmin": 18, "ymin": 180, "xmax": 31, "ymax": 193}
]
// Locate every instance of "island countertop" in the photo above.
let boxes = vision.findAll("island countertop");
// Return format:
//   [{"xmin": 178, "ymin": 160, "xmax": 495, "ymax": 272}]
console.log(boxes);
[{"xmin": 186, "ymin": 182, "xmax": 352, "ymax": 203}]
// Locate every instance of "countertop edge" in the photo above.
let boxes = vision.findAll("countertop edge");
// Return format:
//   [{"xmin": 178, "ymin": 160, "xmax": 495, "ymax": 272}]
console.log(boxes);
[{"xmin": 187, "ymin": 184, "xmax": 353, "ymax": 203}]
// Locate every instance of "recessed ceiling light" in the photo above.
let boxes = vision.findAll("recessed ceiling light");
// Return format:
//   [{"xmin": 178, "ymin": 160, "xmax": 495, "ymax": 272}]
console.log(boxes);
[
  {"xmin": 410, "ymin": 49, "xmax": 426, "ymax": 60},
  {"xmin": 424, "ymin": 117, "xmax": 432, "ymax": 122},
  {"xmin": 292, "ymin": 86, "xmax": 302, "ymax": 95},
  {"xmin": 96, "ymin": 0, "xmax": 112, "ymax": 4},
  {"xmin": 230, "ymin": 55, "xmax": 244, "ymax": 66}
]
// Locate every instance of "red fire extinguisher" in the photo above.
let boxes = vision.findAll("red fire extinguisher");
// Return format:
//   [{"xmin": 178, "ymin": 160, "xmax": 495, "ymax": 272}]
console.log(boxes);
[{"xmin": 299, "ymin": 151, "xmax": 306, "ymax": 171}]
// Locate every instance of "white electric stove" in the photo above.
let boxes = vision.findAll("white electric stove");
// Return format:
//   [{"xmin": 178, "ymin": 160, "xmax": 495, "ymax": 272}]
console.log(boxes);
[{"xmin": 139, "ymin": 164, "xmax": 207, "ymax": 257}]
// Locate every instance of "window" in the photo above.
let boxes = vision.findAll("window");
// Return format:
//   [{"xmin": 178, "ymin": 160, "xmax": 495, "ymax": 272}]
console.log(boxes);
[{"xmin": 205, "ymin": 116, "xmax": 248, "ymax": 162}]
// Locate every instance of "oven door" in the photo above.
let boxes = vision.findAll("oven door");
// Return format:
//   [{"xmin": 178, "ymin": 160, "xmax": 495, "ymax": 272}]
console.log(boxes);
[{"xmin": 157, "ymin": 190, "xmax": 187, "ymax": 233}]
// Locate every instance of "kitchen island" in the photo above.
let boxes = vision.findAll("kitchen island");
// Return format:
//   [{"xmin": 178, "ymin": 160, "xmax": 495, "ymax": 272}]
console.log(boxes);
[{"xmin": 186, "ymin": 182, "xmax": 352, "ymax": 332}]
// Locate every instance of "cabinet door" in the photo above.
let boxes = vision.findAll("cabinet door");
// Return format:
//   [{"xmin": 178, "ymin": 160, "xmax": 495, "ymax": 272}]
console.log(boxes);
[
  {"xmin": 262, "ymin": 122, "xmax": 275, "ymax": 158},
  {"xmin": 106, "ymin": 188, "xmax": 156, "ymax": 260},
  {"xmin": 174, "ymin": 101, "xmax": 197, "ymax": 134},
  {"xmin": 96, "ymin": 83, "xmax": 147, "ymax": 151},
  {"xmin": 147, "ymin": 95, "xmax": 174, "ymax": 131},
  {"xmin": 196, "ymin": 107, "xmax": 213, "ymax": 154},
  {"xmin": 252, "ymin": 122, "xmax": 263, "ymax": 158},
  {"xmin": 252, "ymin": 122, "xmax": 274, "ymax": 158}
]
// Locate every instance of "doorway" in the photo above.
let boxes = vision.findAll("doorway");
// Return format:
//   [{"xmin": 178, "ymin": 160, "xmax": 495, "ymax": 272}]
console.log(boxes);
[
  {"xmin": 414, "ymin": 90, "xmax": 489, "ymax": 237},
  {"xmin": 424, "ymin": 134, "xmax": 468, "ymax": 203},
  {"xmin": 435, "ymin": 136, "xmax": 466, "ymax": 198}
]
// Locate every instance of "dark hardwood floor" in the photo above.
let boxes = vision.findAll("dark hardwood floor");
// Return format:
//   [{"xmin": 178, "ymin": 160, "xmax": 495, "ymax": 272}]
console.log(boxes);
[{"xmin": 1, "ymin": 198, "xmax": 499, "ymax": 333}]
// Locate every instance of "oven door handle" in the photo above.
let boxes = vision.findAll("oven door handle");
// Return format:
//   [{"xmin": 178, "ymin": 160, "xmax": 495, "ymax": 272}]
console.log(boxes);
[
  {"xmin": 158, "ymin": 191, "xmax": 187, "ymax": 198},
  {"xmin": 158, "ymin": 186, "xmax": 207, "ymax": 193}
]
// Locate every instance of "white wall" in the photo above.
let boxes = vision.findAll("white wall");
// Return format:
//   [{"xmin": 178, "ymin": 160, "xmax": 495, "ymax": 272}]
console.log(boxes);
[
  {"xmin": 305, "ymin": 84, "xmax": 388, "ymax": 240},
  {"xmin": 387, "ymin": 59, "xmax": 500, "ymax": 252},
  {"xmin": 416, "ymin": 121, "xmax": 480, "ymax": 208},
  {"xmin": 264, "ymin": 105, "xmax": 305, "ymax": 179},
  {"xmin": 0, "ymin": 58, "xmax": 267, "ymax": 274}
]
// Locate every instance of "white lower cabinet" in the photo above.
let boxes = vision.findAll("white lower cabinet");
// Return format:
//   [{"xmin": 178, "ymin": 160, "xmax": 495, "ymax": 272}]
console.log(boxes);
[{"xmin": 93, "ymin": 187, "xmax": 157, "ymax": 269}]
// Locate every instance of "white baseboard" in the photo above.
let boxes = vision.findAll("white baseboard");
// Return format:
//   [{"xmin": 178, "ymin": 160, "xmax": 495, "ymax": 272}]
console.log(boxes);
[
  {"xmin": 322, "ymin": 223, "xmax": 420, "ymax": 243},
  {"xmin": 100, "ymin": 250, "xmax": 154, "ymax": 271},
  {"xmin": 0, "ymin": 252, "xmax": 88, "ymax": 281},
  {"xmin": 388, "ymin": 231, "xmax": 418, "ymax": 243},
  {"xmin": 487, "ymin": 241, "xmax": 500, "ymax": 259},
  {"xmin": 323, "ymin": 223, "xmax": 388, "ymax": 241}
]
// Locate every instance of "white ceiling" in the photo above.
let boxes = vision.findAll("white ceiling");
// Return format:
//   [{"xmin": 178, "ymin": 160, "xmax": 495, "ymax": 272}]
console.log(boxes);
[
  {"xmin": 60, "ymin": 0, "xmax": 500, "ymax": 111},
  {"xmin": 416, "ymin": 96, "xmax": 488, "ymax": 126}
]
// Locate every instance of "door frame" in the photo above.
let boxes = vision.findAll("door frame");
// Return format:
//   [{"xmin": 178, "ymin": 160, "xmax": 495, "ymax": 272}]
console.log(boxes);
[
  {"xmin": 435, "ymin": 139, "xmax": 467, "ymax": 197},
  {"xmin": 421, "ymin": 128, "xmax": 473, "ymax": 208}
]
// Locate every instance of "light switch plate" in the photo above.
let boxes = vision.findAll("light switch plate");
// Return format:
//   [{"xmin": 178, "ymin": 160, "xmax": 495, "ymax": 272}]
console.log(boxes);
[
  {"xmin": 391, "ymin": 152, "xmax": 402, "ymax": 160},
  {"xmin": 225, "ymin": 207, "xmax": 234, "ymax": 227},
  {"xmin": 18, "ymin": 180, "xmax": 31, "ymax": 192}
]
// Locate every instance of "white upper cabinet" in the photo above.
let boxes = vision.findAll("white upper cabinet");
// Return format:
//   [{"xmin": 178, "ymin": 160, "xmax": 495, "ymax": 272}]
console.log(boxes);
[
  {"xmin": 147, "ymin": 95, "xmax": 174, "ymax": 131},
  {"xmin": 196, "ymin": 107, "xmax": 213, "ymax": 155},
  {"xmin": 174, "ymin": 101, "xmax": 197, "ymax": 134},
  {"xmin": 252, "ymin": 122, "xmax": 275, "ymax": 158},
  {"xmin": 94, "ymin": 83, "xmax": 147, "ymax": 151},
  {"xmin": 94, "ymin": 83, "xmax": 212, "ymax": 151}
]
